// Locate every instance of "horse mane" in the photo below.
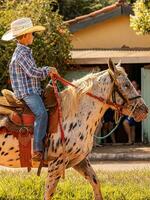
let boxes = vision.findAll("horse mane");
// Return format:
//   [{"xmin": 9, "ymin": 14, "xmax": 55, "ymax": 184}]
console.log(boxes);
[{"xmin": 60, "ymin": 70, "xmax": 106, "ymax": 119}]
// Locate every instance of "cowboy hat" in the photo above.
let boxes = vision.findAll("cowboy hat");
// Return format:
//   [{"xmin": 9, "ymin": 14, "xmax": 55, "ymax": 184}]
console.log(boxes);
[{"xmin": 1, "ymin": 17, "xmax": 45, "ymax": 41}]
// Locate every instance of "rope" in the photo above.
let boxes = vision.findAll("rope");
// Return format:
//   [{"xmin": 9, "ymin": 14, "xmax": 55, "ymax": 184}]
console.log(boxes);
[
  {"xmin": 94, "ymin": 102, "xmax": 139, "ymax": 140},
  {"xmin": 94, "ymin": 116, "xmax": 122, "ymax": 140}
]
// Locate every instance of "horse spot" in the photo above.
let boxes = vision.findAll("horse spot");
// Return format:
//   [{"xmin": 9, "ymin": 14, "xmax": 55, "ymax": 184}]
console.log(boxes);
[
  {"xmin": 56, "ymin": 176, "xmax": 61, "ymax": 180},
  {"xmin": 1, "ymin": 151, "xmax": 5, "ymax": 155},
  {"xmin": 16, "ymin": 158, "xmax": 20, "ymax": 161},
  {"xmin": 56, "ymin": 159, "xmax": 63, "ymax": 165},
  {"xmin": 66, "ymin": 138, "xmax": 70, "ymax": 146},
  {"xmin": 49, "ymin": 169, "xmax": 54, "ymax": 173},
  {"xmin": 95, "ymin": 121, "xmax": 98, "ymax": 127},
  {"xmin": 53, "ymin": 158, "xmax": 59, "ymax": 164},
  {"xmin": 15, "ymin": 150, "xmax": 19, "ymax": 153},
  {"xmin": 87, "ymin": 160, "xmax": 91, "ymax": 167},
  {"xmin": 68, "ymin": 148, "xmax": 73, "ymax": 153},
  {"xmin": 2, "ymin": 141, "xmax": 5, "ymax": 146},
  {"xmin": 73, "ymin": 123, "xmax": 77, "ymax": 129},
  {"xmin": 54, "ymin": 167, "xmax": 59, "ymax": 171},
  {"xmin": 50, "ymin": 193, "xmax": 54, "ymax": 197},
  {"xmin": 90, "ymin": 128, "xmax": 92, "ymax": 133},
  {"xmin": 4, "ymin": 133, "xmax": 11, "ymax": 138},
  {"xmin": 4, "ymin": 152, "xmax": 8, "ymax": 156},
  {"xmin": 93, "ymin": 175, "xmax": 97, "ymax": 184},
  {"xmin": 65, "ymin": 160, "xmax": 68, "ymax": 165},
  {"xmin": 86, "ymin": 111, "xmax": 91, "ymax": 121},
  {"xmin": 9, "ymin": 147, "xmax": 14, "ymax": 151},
  {"xmin": 56, "ymin": 160, "xmax": 60, "ymax": 166},
  {"xmin": 75, "ymin": 149, "xmax": 80, "ymax": 154},
  {"xmin": 0, "ymin": 147, "xmax": 1, "ymax": 151},
  {"xmin": 68, "ymin": 123, "xmax": 73, "ymax": 132},
  {"xmin": 79, "ymin": 134, "xmax": 84, "ymax": 140},
  {"xmin": 8, "ymin": 159, "xmax": 14, "ymax": 162},
  {"xmin": 56, "ymin": 139, "xmax": 60, "ymax": 148},
  {"xmin": 86, "ymin": 125, "xmax": 89, "ymax": 130}
]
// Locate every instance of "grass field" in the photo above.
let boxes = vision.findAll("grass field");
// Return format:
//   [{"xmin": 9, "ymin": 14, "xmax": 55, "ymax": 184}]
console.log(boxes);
[{"xmin": 0, "ymin": 168, "xmax": 150, "ymax": 200}]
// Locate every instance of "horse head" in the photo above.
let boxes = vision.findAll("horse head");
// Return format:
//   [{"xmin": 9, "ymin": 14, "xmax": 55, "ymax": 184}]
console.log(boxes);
[{"xmin": 105, "ymin": 58, "xmax": 148, "ymax": 122}]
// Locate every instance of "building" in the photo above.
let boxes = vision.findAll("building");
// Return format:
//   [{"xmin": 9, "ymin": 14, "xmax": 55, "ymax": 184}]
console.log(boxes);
[{"xmin": 65, "ymin": 1, "xmax": 150, "ymax": 143}]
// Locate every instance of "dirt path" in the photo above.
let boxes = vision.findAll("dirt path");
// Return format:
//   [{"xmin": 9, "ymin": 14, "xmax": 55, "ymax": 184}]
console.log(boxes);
[{"xmin": 91, "ymin": 161, "xmax": 150, "ymax": 171}]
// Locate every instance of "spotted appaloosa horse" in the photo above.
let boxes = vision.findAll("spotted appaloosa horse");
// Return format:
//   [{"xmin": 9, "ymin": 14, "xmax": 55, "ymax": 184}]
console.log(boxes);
[{"xmin": 0, "ymin": 59, "xmax": 148, "ymax": 200}]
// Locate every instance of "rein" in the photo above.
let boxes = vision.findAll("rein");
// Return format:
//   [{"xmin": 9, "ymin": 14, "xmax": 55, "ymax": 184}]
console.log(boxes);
[
  {"xmin": 51, "ymin": 74, "xmax": 125, "ymax": 112},
  {"xmin": 50, "ymin": 74, "xmax": 66, "ymax": 178}
]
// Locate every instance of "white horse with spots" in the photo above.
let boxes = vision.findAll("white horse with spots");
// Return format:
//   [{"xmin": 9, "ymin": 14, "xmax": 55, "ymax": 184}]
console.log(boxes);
[{"xmin": 0, "ymin": 59, "xmax": 148, "ymax": 200}]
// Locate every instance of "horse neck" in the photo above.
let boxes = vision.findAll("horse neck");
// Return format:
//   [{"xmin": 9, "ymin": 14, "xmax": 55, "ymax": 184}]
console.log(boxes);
[
  {"xmin": 77, "ymin": 93, "xmax": 109, "ymax": 136},
  {"xmin": 61, "ymin": 71, "xmax": 112, "ymax": 136}
]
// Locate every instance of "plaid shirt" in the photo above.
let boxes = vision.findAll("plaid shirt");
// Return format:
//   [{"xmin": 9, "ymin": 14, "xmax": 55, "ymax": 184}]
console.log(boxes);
[{"xmin": 9, "ymin": 43, "xmax": 50, "ymax": 99}]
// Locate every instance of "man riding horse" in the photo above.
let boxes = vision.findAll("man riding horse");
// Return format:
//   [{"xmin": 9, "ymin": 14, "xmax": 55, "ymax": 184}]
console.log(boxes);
[{"xmin": 1, "ymin": 17, "xmax": 58, "ymax": 161}]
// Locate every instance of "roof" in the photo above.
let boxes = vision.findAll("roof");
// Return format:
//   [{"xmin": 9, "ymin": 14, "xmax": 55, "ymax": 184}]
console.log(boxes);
[
  {"xmin": 71, "ymin": 48, "xmax": 150, "ymax": 64},
  {"xmin": 65, "ymin": 1, "xmax": 132, "ymax": 33}
]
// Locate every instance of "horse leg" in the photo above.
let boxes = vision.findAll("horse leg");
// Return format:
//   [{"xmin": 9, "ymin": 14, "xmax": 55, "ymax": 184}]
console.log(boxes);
[
  {"xmin": 44, "ymin": 158, "xmax": 64, "ymax": 200},
  {"xmin": 44, "ymin": 172, "xmax": 60, "ymax": 200},
  {"xmin": 73, "ymin": 158, "xmax": 103, "ymax": 200}
]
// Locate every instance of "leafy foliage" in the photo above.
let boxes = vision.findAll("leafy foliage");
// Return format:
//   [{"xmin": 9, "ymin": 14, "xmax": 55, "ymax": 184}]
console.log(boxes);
[
  {"xmin": 58, "ymin": 0, "xmax": 116, "ymax": 21},
  {"xmin": 130, "ymin": 0, "xmax": 150, "ymax": 34},
  {"xmin": 0, "ymin": 0, "xmax": 72, "ymax": 91}
]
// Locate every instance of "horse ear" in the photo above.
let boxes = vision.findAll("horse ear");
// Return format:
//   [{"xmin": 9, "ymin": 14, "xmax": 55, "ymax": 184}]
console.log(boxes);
[
  {"xmin": 108, "ymin": 58, "xmax": 117, "ymax": 73},
  {"xmin": 116, "ymin": 60, "xmax": 121, "ymax": 68}
]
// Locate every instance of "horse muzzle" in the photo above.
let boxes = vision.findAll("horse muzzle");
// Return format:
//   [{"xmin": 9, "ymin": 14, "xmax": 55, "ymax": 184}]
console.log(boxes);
[{"xmin": 132, "ymin": 104, "xmax": 149, "ymax": 122}]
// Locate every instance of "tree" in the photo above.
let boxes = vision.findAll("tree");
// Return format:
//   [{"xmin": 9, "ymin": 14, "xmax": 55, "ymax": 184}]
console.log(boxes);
[
  {"xmin": 130, "ymin": 0, "xmax": 150, "ymax": 34},
  {"xmin": 0, "ymin": 0, "xmax": 72, "ymax": 91},
  {"xmin": 58, "ymin": 0, "xmax": 115, "ymax": 21}
]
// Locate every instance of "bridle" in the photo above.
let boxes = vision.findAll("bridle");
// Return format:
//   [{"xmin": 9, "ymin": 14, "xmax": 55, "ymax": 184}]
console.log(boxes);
[{"xmin": 107, "ymin": 69, "xmax": 141, "ymax": 114}]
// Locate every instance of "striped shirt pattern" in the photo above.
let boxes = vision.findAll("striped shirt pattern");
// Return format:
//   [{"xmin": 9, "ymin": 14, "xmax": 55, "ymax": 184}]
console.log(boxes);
[{"xmin": 9, "ymin": 43, "xmax": 50, "ymax": 99}]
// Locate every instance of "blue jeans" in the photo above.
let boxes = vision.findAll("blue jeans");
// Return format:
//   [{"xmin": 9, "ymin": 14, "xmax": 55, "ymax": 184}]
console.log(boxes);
[{"xmin": 23, "ymin": 94, "xmax": 48, "ymax": 152}]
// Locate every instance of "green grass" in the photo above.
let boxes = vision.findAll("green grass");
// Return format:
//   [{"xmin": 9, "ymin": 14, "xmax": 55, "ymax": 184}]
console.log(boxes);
[{"xmin": 0, "ymin": 169, "xmax": 150, "ymax": 200}]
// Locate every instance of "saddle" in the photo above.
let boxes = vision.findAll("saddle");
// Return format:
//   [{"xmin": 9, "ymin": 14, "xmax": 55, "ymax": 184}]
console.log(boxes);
[{"xmin": 0, "ymin": 84, "xmax": 59, "ymax": 169}]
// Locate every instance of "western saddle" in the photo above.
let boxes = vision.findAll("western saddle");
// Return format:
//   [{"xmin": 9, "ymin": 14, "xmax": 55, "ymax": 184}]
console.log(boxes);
[{"xmin": 0, "ymin": 84, "xmax": 59, "ymax": 169}]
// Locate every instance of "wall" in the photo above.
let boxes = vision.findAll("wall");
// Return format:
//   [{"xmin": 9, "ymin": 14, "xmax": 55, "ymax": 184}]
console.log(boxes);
[{"xmin": 71, "ymin": 16, "xmax": 150, "ymax": 49}]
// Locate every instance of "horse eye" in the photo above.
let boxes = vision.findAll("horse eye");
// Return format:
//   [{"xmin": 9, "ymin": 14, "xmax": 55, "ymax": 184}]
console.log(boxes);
[{"xmin": 124, "ymin": 83, "xmax": 130, "ymax": 89}]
